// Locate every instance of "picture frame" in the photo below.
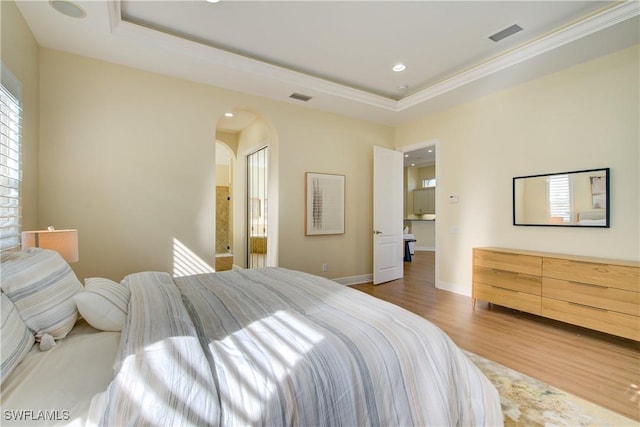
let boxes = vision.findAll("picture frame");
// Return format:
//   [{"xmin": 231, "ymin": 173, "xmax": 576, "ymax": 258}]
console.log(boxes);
[
  {"xmin": 305, "ymin": 172, "xmax": 345, "ymax": 235},
  {"xmin": 590, "ymin": 175, "xmax": 606, "ymax": 209}
]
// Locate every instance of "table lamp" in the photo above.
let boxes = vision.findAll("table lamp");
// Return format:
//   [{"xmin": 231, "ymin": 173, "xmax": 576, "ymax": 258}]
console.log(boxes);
[{"xmin": 22, "ymin": 226, "xmax": 79, "ymax": 263}]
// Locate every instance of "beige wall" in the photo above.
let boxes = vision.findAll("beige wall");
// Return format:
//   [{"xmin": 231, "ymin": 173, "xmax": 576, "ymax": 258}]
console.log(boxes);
[
  {"xmin": 418, "ymin": 165, "xmax": 436, "ymax": 183},
  {"xmin": 39, "ymin": 49, "xmax": 222, "ymax": 279},
  {"xmin": 395, "ymin": 45, "xmax": 640, "ymax": 295},
  {"xmin": 37, "ymin": 48, "xmax": 394, "ymax": 281},
  {"xmin": 275, "ymin": 110, "xmax": 393, "ymax": 278},
  {"xmin": 1, "ymin": 1, "xmax": 39, "ymax": 230},
  {"xmin": 215, "ymin": 164, "xmax": 230, "ymax": 187},
  {"xmin": 215, "ymin": 130, "xmax": 238, "ymax": 155}
]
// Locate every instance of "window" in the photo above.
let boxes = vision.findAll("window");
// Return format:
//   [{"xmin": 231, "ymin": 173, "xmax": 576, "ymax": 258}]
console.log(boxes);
[
  {"xmin": 547, "ymin": 174, "xmax": 572, "ymax": 223},
  {"xmin": 1, "ymin": 65, "xmax": 22, "ymax": 250},
  {"xmin": 422, "ymin": 178, "xmax": 436, "ymax": 188}
]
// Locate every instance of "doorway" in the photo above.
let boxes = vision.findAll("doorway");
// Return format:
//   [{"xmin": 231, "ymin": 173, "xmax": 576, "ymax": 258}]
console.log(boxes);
[
  {"xmin": 215, "ymin": 142, "xmax": 234, "ymax": 271},
  {"xmin": 400, "ymin": 141, "xmax": 438, "ymax": 275},
  {"xmin": 247, "ymin": 146, "xmax": 268, "ymax": 268}
]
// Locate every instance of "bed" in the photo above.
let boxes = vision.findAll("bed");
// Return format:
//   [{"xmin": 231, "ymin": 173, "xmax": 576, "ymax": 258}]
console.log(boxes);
[
  {"xmin": 1, "ymin": 248, "xmax": 503, "ymax": 426},
  {"xmin": 577, "ymin": 211, "xmax": 607, "ymax": 226}
]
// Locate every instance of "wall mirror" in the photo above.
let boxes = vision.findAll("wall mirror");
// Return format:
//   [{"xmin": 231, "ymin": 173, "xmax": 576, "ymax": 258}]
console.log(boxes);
[{"xmin": 513, "ymin": 168, "xmax": 609, "ymax": 227}]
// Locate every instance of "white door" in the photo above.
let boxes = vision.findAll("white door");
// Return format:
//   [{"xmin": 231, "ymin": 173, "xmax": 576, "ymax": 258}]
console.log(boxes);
[{"xmin": 373, "ymin": 146, "xmax": 403, "ymax": 284}]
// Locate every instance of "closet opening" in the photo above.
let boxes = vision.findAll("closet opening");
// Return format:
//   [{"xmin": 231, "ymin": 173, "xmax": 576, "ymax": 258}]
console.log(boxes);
[{"xmin": 247, "ymin": 145, "xmax": 268, "ymax": 268}]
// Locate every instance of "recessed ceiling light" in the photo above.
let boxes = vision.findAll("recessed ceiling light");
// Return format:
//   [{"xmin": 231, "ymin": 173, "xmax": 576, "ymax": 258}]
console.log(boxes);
[
  {"xmin": 224, "ymin": 112, "xmax": 234, "ymax": 118},
  {"xmin": 49, "ymin": 0, "xmax": 86, "ymax": 18},
  {"xmin": 411, "ymin": 163, "xmax": 416, "ymax": 167},
  {"xmin": 404, "ymin": 154, "xmax": 409, "ymax": 158},
  {"xmin": 392, "ymin": 63, "xmax": 406, "ymax": 73},
  {"xmin": 206, "ymin": 0, "xmax": 221, "ymax": 3}
]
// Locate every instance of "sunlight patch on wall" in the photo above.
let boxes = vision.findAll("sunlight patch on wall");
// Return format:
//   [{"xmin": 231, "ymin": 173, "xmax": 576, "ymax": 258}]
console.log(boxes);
[{"xmin": 173, "ymin": 238, "xmax": 215, "ymax": 277}]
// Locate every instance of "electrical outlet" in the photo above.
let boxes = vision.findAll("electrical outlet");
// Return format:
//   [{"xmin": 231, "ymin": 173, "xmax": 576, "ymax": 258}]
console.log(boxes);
[{"xmin": 322, "ymin": 263, "xmax": 328, "ymax": 272}]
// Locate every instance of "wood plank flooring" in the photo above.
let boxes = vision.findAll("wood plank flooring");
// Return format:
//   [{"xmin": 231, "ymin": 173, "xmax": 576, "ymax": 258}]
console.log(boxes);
[{"xmin": 351, "ymin": 251, "xmax": 640, "ymax": 421}]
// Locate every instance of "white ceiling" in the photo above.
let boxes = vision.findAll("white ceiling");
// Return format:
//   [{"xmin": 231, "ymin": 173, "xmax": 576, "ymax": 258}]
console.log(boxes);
[
  {"xmin": 15, "ymin": 0, "xmax": 640, "ymax": 129},
  {"xmin": 404, "ymin": 146, "xmax": 435, "ymax": 168}
]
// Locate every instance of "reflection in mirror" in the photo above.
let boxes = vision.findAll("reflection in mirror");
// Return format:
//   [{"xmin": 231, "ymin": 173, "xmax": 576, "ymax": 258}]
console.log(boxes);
[{"xmin": 513, "ymin": 168, "xmax": 609, "ymax": 227}]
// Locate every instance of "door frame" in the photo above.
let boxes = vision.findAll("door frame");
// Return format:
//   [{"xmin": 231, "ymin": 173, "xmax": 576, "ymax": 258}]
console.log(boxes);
[{"xmin": 398, "ymin": 138, "xmax": 440, "ymax": 279}]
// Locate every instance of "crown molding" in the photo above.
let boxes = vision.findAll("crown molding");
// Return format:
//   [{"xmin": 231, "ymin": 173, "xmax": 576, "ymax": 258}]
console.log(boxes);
[
  {"xmin": 398, "ymin": 1, "xmax": 640, "ymax": 112},
  {"xmin": 108, "ymin": 0, "xmax": 638, "ymax": 114},
  {"xmin": 108, "ymin": 1, "xmax": 397, "ymax": 110}
]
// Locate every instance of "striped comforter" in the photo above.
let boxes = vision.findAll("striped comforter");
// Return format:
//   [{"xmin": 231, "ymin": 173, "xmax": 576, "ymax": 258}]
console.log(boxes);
[{"xmin": 90, "ymin": 267, "xmax": 502, "ymax": 426}]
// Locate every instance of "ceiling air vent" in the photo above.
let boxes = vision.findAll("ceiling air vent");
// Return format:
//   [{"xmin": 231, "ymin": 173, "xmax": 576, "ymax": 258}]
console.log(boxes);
[
  {"xmin": 289, "ymin": 93, "xmax": 312, "ymax": 102},
  {"xmin": 489, "ymin": 24, "xmax": 523, "ymax": 42}
]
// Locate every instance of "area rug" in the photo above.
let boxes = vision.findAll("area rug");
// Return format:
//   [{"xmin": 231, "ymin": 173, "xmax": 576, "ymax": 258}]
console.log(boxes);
[{"xmin": 463, "ymin": 350, "xmax": 638, "ymax": 426}]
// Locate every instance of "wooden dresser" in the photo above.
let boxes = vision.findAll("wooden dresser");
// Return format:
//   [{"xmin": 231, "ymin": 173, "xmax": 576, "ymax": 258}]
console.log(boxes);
[{"xmin": 472, "ymin": 247, "xmax": 640, "ymax": 341}]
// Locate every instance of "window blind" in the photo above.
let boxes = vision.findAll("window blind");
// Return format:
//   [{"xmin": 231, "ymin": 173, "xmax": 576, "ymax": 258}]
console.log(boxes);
[
  {"xmin": 547, "ymin": 174, "xmax": 571, "ymax": 223},
  {"xmin": 0, "ymin": 83, "xmax": 22, "ymax": 250}
]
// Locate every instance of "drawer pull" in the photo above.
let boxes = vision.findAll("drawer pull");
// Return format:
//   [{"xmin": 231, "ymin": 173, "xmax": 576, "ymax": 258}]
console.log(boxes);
[
  {"xmin": 491, "ymin": 268, "xmax": 520, "ymax": 276},
  {"xmin": 497, "ymin": 287, "xmax": 518, "ymax": 293},
  {"xmin": 568, "ymin": 302, "xmax": 607, "ymax": 312},
  {"xmin": 569, "ymin": 281, "xmax": 607, "ymax": 289}
]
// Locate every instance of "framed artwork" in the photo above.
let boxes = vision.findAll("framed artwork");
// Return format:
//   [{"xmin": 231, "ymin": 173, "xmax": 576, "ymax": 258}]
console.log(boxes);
[
  {"xmin": 305, "ymin": 172, "xmax": 345, "ymax": 235},
  {"xmin": 590, "ymin": 175, "xmax": 606, "ymax": 209}
]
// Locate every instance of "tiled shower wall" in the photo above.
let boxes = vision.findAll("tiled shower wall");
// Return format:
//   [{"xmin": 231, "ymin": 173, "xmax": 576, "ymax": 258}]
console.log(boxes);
[{"xmin": 216, "ymin": 186, "xmax": 231, "ymax": 254}]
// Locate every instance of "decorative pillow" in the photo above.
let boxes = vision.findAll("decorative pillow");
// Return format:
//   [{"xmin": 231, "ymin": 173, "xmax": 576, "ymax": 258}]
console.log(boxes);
[
  {"xmin": 1, "ymin": 292, "xmax": 35, "ymax": 383},
  {"xmin": 74, "ymin": 277, "xmax": 130, "ymax": 331},
  {"xmin": 1, "ymin": 248, "xmax": 82, "ymax": 341}
]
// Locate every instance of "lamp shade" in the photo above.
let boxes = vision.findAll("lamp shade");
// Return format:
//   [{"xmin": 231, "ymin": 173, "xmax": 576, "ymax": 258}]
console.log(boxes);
[{"xmin": 22, "ymin": 229, "xmax": 79, "ymax": 263}]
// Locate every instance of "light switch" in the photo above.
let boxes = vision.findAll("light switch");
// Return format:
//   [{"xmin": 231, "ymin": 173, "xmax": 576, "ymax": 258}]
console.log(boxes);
[{"xmin": 449, "ymin": 195, "xmax": 459, "ymax": 203}]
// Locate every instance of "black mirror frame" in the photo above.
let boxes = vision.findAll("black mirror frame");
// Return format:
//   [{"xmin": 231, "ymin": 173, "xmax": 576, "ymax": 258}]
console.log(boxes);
[{"xmin": 512, "ymin": 167, "xmax": 610, "ymax": 228}]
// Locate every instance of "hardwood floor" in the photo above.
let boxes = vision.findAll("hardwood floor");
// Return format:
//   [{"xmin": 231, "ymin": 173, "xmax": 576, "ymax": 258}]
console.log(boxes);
[{"xmin": 351, "ymin": 251, "xmax": 640, "ymax": 421}]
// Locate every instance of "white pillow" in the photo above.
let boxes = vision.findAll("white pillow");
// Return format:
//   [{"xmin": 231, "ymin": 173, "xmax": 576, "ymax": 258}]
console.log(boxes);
[
  {"xmin": 74, "ymin": 278, "xmax": 130, "ymax": 331},
  {"xmin": 1, "ymin": 248, "xmax": 82, "ymax": 341},
  {"xmin": 1, "ymin": 292, "xmax": 35, "ymax": 383}
]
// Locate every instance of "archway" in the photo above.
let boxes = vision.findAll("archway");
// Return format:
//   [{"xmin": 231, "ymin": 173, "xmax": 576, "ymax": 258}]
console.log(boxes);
[{"xmin": 215, "ymin": 107, "xmax": 279, "ymax": 269}]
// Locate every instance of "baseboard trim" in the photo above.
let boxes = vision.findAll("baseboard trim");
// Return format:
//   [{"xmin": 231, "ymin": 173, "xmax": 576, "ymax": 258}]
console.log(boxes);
[
  {"xmin": 335, "ymin": 274, "xmax": 373, "ymax": 286},
  {"xmin": 437, "ymin": 280, "xmax": 471, "ymax": 297},
  {"xmin": 415, "ymin": 246, "xmax": 435, "ymax": 252}
]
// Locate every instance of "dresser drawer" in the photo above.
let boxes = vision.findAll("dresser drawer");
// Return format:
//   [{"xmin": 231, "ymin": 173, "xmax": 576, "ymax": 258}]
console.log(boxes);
[
  {"xmin": 474, "ymin": 249, "xmax": 542, "ymax": 276},
  {"xmin": 474, "ymin": 283, "xmax": 541, "ymax": 315},
  {"xmin": 474, "ymin": 265, "xmax": 541, "ymax": 295},
  {"xmin": 543, "ymin": 258, "xmax": 640, "ymax": 292},
  {"xmin": 542, "ymin": 278, "xmax": 639, "ymax": 316},
  {"xmin": 542, "ymin": 297, "xmax": 640, "ymax": 341}
]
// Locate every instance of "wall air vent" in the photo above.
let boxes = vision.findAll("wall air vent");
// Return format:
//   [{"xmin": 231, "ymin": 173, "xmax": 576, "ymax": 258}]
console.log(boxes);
[
  {"xmin": 289, "ymin": 93, "xmax": 312, "ymax": 102},
  {"xmin": 489, "ymin": 24, "xmax": 523, "ymax": 42}
]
